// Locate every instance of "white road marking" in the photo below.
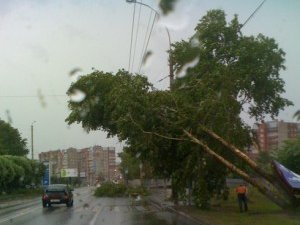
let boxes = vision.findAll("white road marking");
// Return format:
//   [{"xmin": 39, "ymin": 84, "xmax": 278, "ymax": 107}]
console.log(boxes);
[
  {"xmin": 0, "ymin": 206, "xmax": 40, "ymax": 224},
  {"xmin": 88, "ymin": 206, "xmax": 103, "ymax": 225}
]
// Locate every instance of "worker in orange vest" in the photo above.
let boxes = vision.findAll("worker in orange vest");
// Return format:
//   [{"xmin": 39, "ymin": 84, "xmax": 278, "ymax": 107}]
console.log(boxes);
[{"xmin": 236, "ymin": 183, "xmax": 248, "ymax": 212}]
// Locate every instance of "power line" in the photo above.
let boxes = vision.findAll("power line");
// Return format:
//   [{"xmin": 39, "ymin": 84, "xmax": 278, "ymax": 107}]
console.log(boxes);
[
  {"xmin": 139, "ymin": 9, "xmax": 153, "ymax": 73},
  {"xmin": 128, "ymin": 2, "xmax": 137, "ymax": 72},
  {"xmin": 0, "ymin": 95, "xmax": 66, "ymax": 98},
  {"xmin": 241, "ymin": 0, "xmax": 267, "ymax": 28},
  {"xmin": 138, "ymin": 13, "xmax": 157, "ymax": 73},
  {"xmin": 131, "ymin": 0, "xmax": 143, "ymax": 73},
  {"xmin": 157, "ymin": 75, "xmax": 169, "ymax": 83}
]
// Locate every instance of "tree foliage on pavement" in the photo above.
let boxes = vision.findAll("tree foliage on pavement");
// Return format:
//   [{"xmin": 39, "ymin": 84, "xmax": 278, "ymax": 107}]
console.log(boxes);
[
  {"xmin": 66, "ymin": 10, "xmax": 295, "ymax": 208},
  {"xmin": 0, "ymin": 119, "xmax": 29, "ymax": 156}
]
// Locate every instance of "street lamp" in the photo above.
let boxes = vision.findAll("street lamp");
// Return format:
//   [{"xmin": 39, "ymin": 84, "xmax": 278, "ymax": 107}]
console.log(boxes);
[
  {"xmin": 126, "ymin": 0, "xmax": 174, "ymax": 89},
  {"xmin": 31, "ymin": 121, "xmax": 36, "ymax": 160}
]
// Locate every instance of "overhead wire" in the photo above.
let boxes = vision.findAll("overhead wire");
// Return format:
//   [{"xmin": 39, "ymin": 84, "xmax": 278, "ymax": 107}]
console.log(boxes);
[
  {"xmin": 138, "ymin": 12, "xmax": 157, "ymax": 73},
  {"xmin": 0, "ymin": 95, "xmax": 66, "ymax": 98},
  {"xmin": 128, "ymin": 2, "xmax": 137, "ymax": 72},
  {"xmin": 155, "ymin": 0, "xmax": 266, "ymax": 84},
  {"xmin": 157, "ymin": 75, "xmax": 169, "ymax": 83},
  {"xmin": 138, "ymin": 9, "xmax": 153, "ymax": 74},
  {"xmin": 131, "ymin": 0, "xmax": 143, "ymax": 73},
  {"xmin": 241, "ymin": 0, "xmax": 267, "ymax": 28}
]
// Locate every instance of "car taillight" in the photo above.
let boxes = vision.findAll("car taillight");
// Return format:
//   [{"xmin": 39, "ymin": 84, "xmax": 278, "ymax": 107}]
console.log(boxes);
[{"xmin": 43, "ymin": 194, "xmax": 49, "ymax": 200}]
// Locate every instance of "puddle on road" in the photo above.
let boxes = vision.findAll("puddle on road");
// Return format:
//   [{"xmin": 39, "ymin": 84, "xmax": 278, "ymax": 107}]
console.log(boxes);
[{"xmin": 83, "ymin": 203, "xmax": 89, "ymax": 209}]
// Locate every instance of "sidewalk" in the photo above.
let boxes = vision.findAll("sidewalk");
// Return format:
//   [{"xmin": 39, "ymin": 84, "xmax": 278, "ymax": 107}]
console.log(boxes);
[{"xmin": 147, "ymin": 188, "xmax": 206, "ymax": 225}]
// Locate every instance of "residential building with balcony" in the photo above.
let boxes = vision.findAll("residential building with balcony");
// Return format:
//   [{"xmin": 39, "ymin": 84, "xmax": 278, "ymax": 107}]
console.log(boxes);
[{"xmin": 255, "ymin": 120, "xmax": 300, "ymax": 151}]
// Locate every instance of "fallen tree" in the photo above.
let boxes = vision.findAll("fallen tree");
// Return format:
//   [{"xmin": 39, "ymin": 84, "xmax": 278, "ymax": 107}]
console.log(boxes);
[{"xmin": 65, "ymin": 10, "xmax": 297, "ymax": 209}]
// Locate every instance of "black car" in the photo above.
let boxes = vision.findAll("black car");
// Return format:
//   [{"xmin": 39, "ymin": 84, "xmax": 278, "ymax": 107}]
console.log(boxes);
[{"xmin": 42, "ymin": 184, "xmax": 73, "ymax": 207}]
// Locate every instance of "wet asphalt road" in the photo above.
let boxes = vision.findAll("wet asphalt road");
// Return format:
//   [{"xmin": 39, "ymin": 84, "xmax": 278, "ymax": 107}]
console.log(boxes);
[{"xmin": 0, "ymin": 187, "xmax": 200, "ymax": 225}]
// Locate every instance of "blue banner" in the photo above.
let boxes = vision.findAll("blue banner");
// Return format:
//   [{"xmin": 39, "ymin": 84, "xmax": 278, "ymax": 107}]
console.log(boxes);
[
  {"xmin": 42, "ymin": 161, "xmax": 50, "ymax": 186},
  {"xmin": 273, "ymin": 160, "xmax": 300, "ymax": 190}
]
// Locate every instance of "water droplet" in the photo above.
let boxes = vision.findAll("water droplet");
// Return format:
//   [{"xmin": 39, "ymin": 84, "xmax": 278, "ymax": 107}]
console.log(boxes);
[
  {"xmin": 158, "ymin": 13, "xmax": 190, "ymax": 31},
  {"xmin": 83, "ymin": 203, "xmax": 89, "ymax": 209},
  {"xmin": 141, "ymin": 51, "xmax": 154, "ymax": 71},
  {"xmin": 190, "ymin": 35, "xmax": 200, "ymax": 48},
  {"xmin": 69, "ymin": 68, "xmax": 82, "ymax": 82},
  {"xmin": 80, "ymin": 109, "xmax": 89, "ymax": 118},
  {"xmin": 5, "ymin": 110, "xmax": 13, "ymax": 124},
  {"xmin": 69, "ymin": 89, "xmax": 86, "ymax": 103},
  {"xmin": 176, "ymin": 57, "xmax": 199, "ymax": 78},
  {"xmin": 142, "ymin": 51, "xmax": 153, "ymax": 65},
  {"xmin": 37, "ymin": 89, "xmax": 47, "ymax": 108}
]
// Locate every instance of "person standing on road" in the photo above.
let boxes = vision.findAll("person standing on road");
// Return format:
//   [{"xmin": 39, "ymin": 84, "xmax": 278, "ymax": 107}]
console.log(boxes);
[{"xmin": 236, "ymin": 183, "xmax": 248, "ymax": 212}]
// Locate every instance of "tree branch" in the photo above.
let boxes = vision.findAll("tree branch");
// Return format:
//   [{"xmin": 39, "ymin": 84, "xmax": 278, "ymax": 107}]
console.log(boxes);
[
  {"xmin": 183, "ymin": 129, "xmax": 291, "ymax": 208},
  {"xmin": 198, "ymin": 124, "xmax": 276, "ymax": 181},
  {"xmin": 128, "ymin": 113, "xmax": 188, "ymax": 141}
]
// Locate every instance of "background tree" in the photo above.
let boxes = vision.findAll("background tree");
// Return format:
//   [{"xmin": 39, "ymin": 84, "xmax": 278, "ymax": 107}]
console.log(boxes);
[
  {"xmin": 293, "ymin": 110, "xmax": 300, "ymax": 121},
  {"xmin": 0, "ymin": 156, "xmax": 44, "ymax": 192},
  {"xmin": 0, "ymin": 119, "xmax": 29, "ymax": 156},
  {"xmin": 118, "ymin": 149, "xmax": 141, "ymax": 180},
  {"xmin": 276, "ymin": 137, "xmax": 300, "ymax": 174}
]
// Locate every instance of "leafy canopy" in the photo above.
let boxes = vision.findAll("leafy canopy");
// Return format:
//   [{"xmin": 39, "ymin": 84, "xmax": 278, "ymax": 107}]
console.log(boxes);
[
  {"xmin": 0, "ymin": 119, "xmax": 29, "ymax": 156},
  {"xmin": 277, "ymin": 137, "xmax": 300, "ymax": 174}
]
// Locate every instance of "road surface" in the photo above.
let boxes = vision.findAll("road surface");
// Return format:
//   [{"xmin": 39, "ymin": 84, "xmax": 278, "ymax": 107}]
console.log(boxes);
[{"xmin": 0, "ymin": 187, "xmax": 200, "ymax": 225}]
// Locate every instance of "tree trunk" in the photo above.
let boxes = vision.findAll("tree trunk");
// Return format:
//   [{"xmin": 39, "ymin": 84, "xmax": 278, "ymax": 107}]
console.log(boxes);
[
  {"xmin": 171, "ymin": 181, "xmax": 179, "ymax": 206},
  {"xmin": 199, "ymin": 126, "xmax": 295, "ymax": 203},
  {"xmin": 183, "ymin": 130, "xmax": 292, "ymax": 209}
]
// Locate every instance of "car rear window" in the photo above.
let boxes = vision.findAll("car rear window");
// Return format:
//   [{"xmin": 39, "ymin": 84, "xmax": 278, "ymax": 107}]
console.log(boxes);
[{"xmin": 45, "ymin": 185, "xmax": 67, "ymax": 192}]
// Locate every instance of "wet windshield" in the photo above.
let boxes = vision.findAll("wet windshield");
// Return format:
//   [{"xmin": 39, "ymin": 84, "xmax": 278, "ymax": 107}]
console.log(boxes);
[{"xmin": 0, "ymin": 1, "xmax": 300, "ymax": 225}]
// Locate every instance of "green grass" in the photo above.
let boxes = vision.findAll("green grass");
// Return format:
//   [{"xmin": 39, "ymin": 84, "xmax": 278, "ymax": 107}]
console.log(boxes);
[{"xmin": 179, "ymin": 188, "xmax": 300, "ymax": 225}]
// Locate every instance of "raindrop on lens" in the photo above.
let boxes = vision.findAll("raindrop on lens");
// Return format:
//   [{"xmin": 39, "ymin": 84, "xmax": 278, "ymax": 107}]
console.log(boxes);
[
  {"xmin": 69, "ymin": 68, "xmax": 82, "ymax": 82},
  {"xmin": 190, "ymin": 36, "xmax": 200, "ymax": 48},
  {"xmin": 70, "ymin": 89, "xmax": 86, "ymax": 103},
  {"xmin": 176, "ymin": 57, "xmax": 199, "ymax": 78}
]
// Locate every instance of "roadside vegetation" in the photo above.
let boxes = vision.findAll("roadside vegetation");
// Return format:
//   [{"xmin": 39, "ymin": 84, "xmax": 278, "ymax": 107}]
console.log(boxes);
[
  {"xmin": 94, "ymin": 182, "xmax": 148, "ymax": 197},
  {"xmin": 0, "ymin": 188, "xmax": 43, "ymax": 202},
  {"xmin": 180, "ymin": 188, "xmax": 300, "ymax": 225},
  {"xmin": 0, "ymin": 119, "xmax": 45, "ymax": 195},
  {"xmin": 0, "ymin": 155, "xmax": 45, "ymax": 194}
]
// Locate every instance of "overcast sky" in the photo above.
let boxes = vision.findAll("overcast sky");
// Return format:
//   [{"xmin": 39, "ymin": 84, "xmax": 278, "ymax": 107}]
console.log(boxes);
[{"xmin": 0, "ymin": 0, "xmax": 299, "ymax": 159}]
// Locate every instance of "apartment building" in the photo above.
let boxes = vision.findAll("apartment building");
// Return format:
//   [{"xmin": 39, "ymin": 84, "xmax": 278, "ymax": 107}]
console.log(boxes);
[
  {"xmin": 255, "ymin": 120, "xmax": 300, "ymax": 151},
  {"xmin": 39, "ymin": 146, "xmax": 116, "ymax": 185},
  {"xmin": 103, "ymin": 147, "xmax": 117, "ymax": 181},
  {"xmin": 39, "ymin": 150, "xmax": 63, "ymax": 177}
]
